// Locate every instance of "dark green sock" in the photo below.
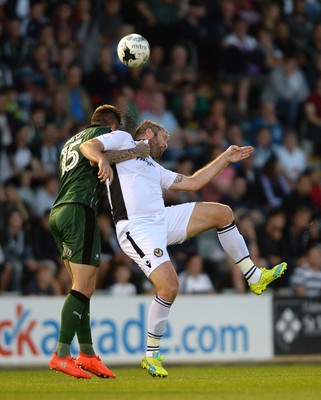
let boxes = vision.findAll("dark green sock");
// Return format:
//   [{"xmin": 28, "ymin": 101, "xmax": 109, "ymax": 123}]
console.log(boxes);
[
  {"xmin": 56, "ymin": 291, "xmax": 87, "ymax": 357},
  {"xmin": 77, "ymin": 299, "xmax": 95, "ymax": 355}
]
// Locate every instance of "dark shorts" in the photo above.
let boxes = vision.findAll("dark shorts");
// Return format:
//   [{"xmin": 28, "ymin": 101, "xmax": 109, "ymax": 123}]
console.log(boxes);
[{"xmin": 49, "ymin": 203, "xmax": 101, "ymax": 267}]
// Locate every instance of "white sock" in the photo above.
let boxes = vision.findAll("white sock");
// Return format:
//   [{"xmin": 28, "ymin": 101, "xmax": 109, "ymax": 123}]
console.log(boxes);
[
  {"xmin": 217, "ymin": 221, "xmax": 262, "ymax": 284},
  {"xmin": 146, "ymin": 295, "xmax": 172, "ymax": 358}
]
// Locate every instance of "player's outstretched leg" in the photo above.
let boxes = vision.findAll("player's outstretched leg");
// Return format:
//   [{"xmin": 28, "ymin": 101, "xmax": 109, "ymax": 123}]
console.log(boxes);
[
  {"xmin": 141, "ymin": 351, "xmax": 168, "ymax": 378},
  {"xmin": 49, "ymin": 351, "xmax": 91, "ymax": 379},
  {"xmin": 249, "ymin": 262, "xmax": 287, "ymax": 295},
  {"xmin": 76, "ymin": 352, "xmax": 116, "ymax": 378}
]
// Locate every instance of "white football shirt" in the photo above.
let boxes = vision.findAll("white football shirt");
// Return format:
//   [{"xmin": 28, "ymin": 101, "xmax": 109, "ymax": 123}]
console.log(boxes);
[{"xmin": 96, "ymin": 130, "xmax": 177, "ymax": 222}]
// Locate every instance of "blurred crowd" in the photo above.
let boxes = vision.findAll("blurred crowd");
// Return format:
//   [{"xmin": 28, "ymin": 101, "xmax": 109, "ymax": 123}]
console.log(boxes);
[{"xmin": 0, "ymin": 0, "xmax": 321, "ymax": 298}]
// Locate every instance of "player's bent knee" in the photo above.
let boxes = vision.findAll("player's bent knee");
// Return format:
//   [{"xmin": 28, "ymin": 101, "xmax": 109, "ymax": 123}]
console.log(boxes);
[
  {"xmin": 158, "ymin": 280, "xmax": 179, "ymax": 302},
  {"xmin": 217, "ymin": 204, "xmax": 234, "ymax": 225}
]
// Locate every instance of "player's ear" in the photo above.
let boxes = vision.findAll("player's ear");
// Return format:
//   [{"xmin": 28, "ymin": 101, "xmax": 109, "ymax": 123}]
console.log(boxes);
[
  {"xmin": 110, "ymin": 122, "xmax": 119, "ymax": 131},
  {"xmin": 145, "ymin": 128, "xmax": 154, "ymax": 139}
]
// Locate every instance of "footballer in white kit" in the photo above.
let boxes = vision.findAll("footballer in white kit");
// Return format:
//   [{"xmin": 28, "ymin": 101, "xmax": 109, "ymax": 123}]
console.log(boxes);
[
  {"xmin": 80, "ymin": 119, "xmax": 287, "ymax": 378},
  {"xmin": 96, "ymin": 129, "xmax": 195, "ymax": 277}
]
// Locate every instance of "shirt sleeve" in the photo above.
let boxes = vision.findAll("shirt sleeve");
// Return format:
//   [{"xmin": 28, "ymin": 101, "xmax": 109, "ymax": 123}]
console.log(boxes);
[
  {"xmin": 95, "ymin": 130, "xmax": 135, "ymax": 151},
  {"xmin": 158, "ymin": 164, "xmax": 178, "ymax": 189}
]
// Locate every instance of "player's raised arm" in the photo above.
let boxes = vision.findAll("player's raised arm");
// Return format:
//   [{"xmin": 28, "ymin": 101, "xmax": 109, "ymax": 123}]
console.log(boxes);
[
  {"xmin": 169, "ymin": 145, "xmax": 254, "ymax": 191},
  {"xmin": 105, "ymin": 140, "xmax": 150, "ymax": 163},
  {"xmin": 80, "ymin": 138, "xmax": 150, "ymax": 183}
]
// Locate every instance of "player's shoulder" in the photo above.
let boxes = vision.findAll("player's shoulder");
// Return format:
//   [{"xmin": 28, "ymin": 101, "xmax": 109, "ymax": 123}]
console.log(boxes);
[{"xmin": 111, "ymin": 129, "xmax": 133, "ymax": 139}]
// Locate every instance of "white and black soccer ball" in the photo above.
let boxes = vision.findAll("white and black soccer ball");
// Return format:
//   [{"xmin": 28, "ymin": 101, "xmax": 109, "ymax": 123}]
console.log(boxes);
[{"xmin": 117, "ymin": 33, "xmax": 150, "ymax": 68}]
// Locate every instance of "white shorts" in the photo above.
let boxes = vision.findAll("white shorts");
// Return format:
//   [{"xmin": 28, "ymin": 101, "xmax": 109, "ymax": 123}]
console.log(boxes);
[{"xmin": 116, "ymin": 202, "xmax": 196, "ymax": 277}]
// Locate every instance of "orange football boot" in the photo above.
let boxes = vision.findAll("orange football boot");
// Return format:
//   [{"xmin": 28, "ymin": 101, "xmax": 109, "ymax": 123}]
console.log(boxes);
[
  {"xmin": 49, "ymin": 351, "xmax": 91, "ymax": 379},
  {"xmin": 76, "ymin": 352, "xmax": 116, "ymax": 378}
]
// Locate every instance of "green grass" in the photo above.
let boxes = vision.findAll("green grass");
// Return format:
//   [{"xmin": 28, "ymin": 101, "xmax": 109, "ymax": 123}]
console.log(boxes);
[{"xmin": 0, "ymin": 364, "xmax": 320, "ymax": 400}]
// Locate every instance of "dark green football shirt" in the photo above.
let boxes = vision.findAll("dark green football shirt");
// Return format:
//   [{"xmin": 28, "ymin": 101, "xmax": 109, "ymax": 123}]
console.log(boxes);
[{"xmin": 52, "ymin": 125, "xmax": 111, "ymax": 211}]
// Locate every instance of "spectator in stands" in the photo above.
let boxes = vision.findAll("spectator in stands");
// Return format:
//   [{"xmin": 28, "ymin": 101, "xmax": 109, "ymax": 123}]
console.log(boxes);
[
  {"xmin": 221, "ymin": 175, "xmax": 256, "ymax": 218},
  {"xmin": 85, "ymin": 46, "xmax": 124, "ymax": 107},
  {"xmin": 221, "ymin": 17, "xmax": 262, "ymax": 113},
  {"xmin": 261, "ymin": 53, "xmax": 309, "ymax": 128},
  {"xmin": 135, "ymin": 0, "xmax": 183, "ymax": 50},
  {"xmin": 248, "ymin": 100, "xmax": 284, "ymax": 146},
  {"xmin": 257, "ymin": 156, "xmax": 291, "ymax": 212},
  {"xmin": 284, "ymin": 0, "xmax": 313, "ymax": 52},
  {"xmin": 176, "ymin": 0, "xmax": 209, "ymax": 71},
  {"xmin": 304, "ymin": 22, "xmax": 321, "ymax": 72},
  {"xmin": 290, "ymin": 245, "xmax": 321, "ymax": 297},
  {"xmin": 174, "ymin": 90, "xmax": 208, "ymax": 164},
  {"xmin": 47, "ymin": 90, "xmax": 72, "ymax": 132},
  {"xmin": 256, "ymin": 208, "xmax": 288, "ymax": 270},
  {"xmin": 30, "ymin": 209, "xmax": 61, "ymax": 273},
  {"xmin": 50, "ymin": 1, "xmax": 75, "ymax": 47},
  {"xmin": 225, "ymin": 123, "xmax": 249, "ymax": 149},
  {"xmin": 23, "ymin": 262, "xmax": 60, "ymax": 296},
  {"xmin": 138, "ymin": 90, "xmax": 184, "ymax": 164},
  {"xmin": 273, "ymin": 20, "xmax": 298, "ymax": 57},
  {"xmin": 29, "ymin": 106, "xmax": 46, "ymax": 148},
  {"xmin": 212, "ymin": 0, "xmax": 235, "ymax": 43},
  {"xmin": 303, "ymin": 74, "xmax": 321, "ymax": 155},
  {"xmin": 58, "ymin": 64, "xmax": 93, "ymax": 125},
  {"xmin": 3, "ymin": 179, "xmax": 30, "ymax": 223},
  {"xmin": 252, "ymin": 126, "xmax": 276, "ymax": 171},
  {"xmin": 261, "ymin": 2, "xmax": 281, "ymax": 34},
  {"xmin": 164, "ymin": 44, "xmax": 197, "ymax": 95},
  {"xmin": 37, "ymin": 23, "xmax": 59, "ymax": 67},
  {"xmin": 0, "ymin": 89, "xmax": 16, "ymax": 150},
  {"xmin": 22, "ymin": 0, "xmax": 48, "ymax": 45},
  {"xmin": 256, "ymin": 26, "xmax": 283, "ymax": 76},
  {"xmin": 134, "ymin": 69, "xmax": 158, "ymax": 112},
  {"xmin": 54, "ymin": 44, "xmax": 78, "ymax": 83},
  {"xmin": 7, "ymin": 123, "xmax": 44, "ymax": 187},
  {"xmin": 202, "ymin": 97, "xmax": 228, "ymax": 133},
  {"xmin": 32, "ymin": 176, "xmax": 58, "ymax": 218},
  {"xmin": 34, "ymin": 122, "xmax": 60, "ymax": 176},
  {"xmin": 178, "ymin": 254, "xmax": 215, "ymax": 295},
  {"xmin": 97, "ymin": 0, "xmax": 125, "ymax": 40},
  {"xmin": 281, "ymin": 171, "xmax": 319, "ymax": 221},
  {"xmin": 109, "ymin": 264, "xmax": 137, "ymax": 296},
  {"xmin": 0, "ymin": 18, "xmax": 31, "ymax": 73},
  {"xmin": 283, "ymin": 206, "xmax": 316, "ymax": 283},
  {"xmin": 144, "ymin": 44, "xmax": 167, "ymax": 90},
  {"xmin": 214, "ymin": 76, "xmax": 241, "ymax": 123},
  {"xmin": 0, "ymin": 209, "xmax": 35, "ymax": 292},
  {"xmin": 275, "ymin": 130, "xmax": 307, "ymax": 187}
]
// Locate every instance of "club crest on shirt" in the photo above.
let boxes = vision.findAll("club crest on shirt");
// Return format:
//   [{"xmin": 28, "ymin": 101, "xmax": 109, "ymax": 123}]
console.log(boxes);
[
  {"xmin": 62, "ymin": 242, "xmax": 73, "ymax": 258},
  {"xmin": 154, "ymin": 248, "xmax": 163, "ymax": 257}
]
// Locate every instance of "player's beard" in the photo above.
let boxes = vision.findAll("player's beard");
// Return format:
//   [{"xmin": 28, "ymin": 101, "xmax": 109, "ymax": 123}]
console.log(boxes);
[{"xmin": 149, "ymin": 138, "xmax": 165, "ymax": 160}]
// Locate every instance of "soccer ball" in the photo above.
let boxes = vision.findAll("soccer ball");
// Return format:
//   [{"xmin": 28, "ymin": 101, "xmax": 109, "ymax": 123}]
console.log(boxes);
[{"xmin": 117, "ymin": 33, "xmax": 150, "ymax": 68}]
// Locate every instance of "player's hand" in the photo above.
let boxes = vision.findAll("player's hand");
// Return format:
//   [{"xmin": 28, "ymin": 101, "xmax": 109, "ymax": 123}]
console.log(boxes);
[
  {"xmin": 225, "ymin": 145, "xmax": 254, "ymax": 163},
  {"xmin": 97, "ymin": 158, "xmax": 113, "ymax": 184},
  {"xmin": 135, "ymin": 140, "xmax": 150, "ymax": 158}
]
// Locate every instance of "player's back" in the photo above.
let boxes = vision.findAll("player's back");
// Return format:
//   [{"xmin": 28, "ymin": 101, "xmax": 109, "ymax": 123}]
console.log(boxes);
[{"xmin": 53, "ymin": 125, "xmax": 112, "ymax": 210}]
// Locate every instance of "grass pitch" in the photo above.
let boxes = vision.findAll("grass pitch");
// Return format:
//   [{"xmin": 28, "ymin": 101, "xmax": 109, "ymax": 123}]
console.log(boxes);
[{"xmin": 0, "ymin": 364, "xmax": 320, "ymax": 400}]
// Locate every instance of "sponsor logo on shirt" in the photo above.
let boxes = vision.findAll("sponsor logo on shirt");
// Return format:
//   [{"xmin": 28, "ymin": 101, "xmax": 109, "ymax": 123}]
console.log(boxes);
[{"xmin": 136, "ymin": 157, "xmax": 155, "ymax": 167}]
